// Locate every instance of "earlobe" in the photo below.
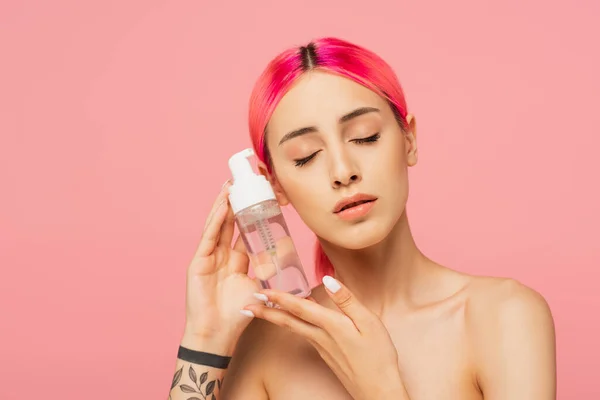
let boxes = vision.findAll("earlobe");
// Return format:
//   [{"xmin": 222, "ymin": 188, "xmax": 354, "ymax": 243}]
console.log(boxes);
[
  {"xmin": 405, "ymin": 114, "xmax": 418, "ymax": 167},
  {"xmin": 272, "ymin": 180, "xmax": 290, "ymax": 207},
  {"xmin": 257, "ymin": 161, "xmax": 290, "ymax": 207},
  {"xmin": 405, "ymin": 134, "xmax": 418, "ymax": 167}
]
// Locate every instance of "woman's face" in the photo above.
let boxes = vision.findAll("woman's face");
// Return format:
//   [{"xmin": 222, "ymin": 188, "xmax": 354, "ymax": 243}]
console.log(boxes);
[{"xmin": 263, "ymin": 71, "xmax": 418, "ymax": 250}]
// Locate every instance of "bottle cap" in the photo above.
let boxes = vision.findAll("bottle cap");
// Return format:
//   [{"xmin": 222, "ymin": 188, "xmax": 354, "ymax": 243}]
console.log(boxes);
[{"xmin": 227, "ymin": 148, "xmax": 276, "ymax": 214}]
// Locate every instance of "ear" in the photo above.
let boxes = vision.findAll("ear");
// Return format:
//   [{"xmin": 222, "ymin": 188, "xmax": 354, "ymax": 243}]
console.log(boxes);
[
  {"xmin": 257, "ymin": 160, "xmax": 290, "ymax": 207},
  {"xmin": 404, "ymin": 113, "xmax": 418, "ymax": 167}
]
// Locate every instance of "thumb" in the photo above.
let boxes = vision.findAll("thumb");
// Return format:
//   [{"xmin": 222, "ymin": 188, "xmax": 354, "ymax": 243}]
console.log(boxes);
[{"xmin": 322, "ymin": 275, "xmax": 374, "ymax": 330}]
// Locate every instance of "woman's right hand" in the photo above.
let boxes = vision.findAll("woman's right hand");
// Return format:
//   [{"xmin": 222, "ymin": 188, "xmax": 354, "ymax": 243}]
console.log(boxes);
[{"xmin": 180, "ymin": 181, "xmax": 261, "ymax": 355}]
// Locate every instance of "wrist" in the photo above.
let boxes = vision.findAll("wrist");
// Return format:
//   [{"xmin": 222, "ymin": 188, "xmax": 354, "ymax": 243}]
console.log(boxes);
[{"xmin": 180, "ymin": 331, "xmax": 237, "ymax": 357}]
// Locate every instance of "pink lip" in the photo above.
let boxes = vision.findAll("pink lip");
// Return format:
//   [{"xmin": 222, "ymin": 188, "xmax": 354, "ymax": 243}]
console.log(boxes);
[{"xmin": 333, "ymin": 193, "xmax": 378, "ymax": 220}]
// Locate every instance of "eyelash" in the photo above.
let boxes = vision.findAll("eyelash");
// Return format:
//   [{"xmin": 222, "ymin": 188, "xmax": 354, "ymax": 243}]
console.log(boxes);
[
  {"xmin": 293, "ymin": 133, "xmax": 381, "ymax": 167},
  {"xmin": 353, "ymin": 132, "xmax": 380, "ymax": 144}
]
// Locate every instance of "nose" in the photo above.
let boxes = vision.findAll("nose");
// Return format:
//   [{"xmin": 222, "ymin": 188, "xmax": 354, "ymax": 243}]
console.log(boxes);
[{"xmin": 329, "ymin": 149, "xmax": 361, "ymax": 188}]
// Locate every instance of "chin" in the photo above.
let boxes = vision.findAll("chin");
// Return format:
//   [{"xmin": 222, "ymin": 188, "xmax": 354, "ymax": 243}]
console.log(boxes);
[{"xmin": 325, "ymin": 218, "xmax": 395, "ymax": 250}]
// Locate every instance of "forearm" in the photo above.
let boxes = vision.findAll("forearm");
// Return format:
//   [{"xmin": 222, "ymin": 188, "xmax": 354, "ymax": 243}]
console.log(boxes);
[
  {"xmin": 169, "ymin": 358, "xmax": 225, "ymax": 400},
  {"xmin": 168, "ymin": 334, "xmax": 234, "ymax": 400}
]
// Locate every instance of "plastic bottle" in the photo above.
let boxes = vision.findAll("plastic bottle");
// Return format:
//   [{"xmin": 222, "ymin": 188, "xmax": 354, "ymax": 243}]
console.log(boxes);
[{"xmin": 227, "ymin": 148, "xmax": 312, "ymax": 303}]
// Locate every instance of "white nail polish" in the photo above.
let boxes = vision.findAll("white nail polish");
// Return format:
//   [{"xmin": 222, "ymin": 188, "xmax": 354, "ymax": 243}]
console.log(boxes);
[
  {"xmin": 322, "ymin": 275, "xmax": 341, "ymax": 293},
  {"xmin": 240, "ymin": 310, "xmax": 255, "ymax": 317},
  {"xmin": 253, "ymin": 293, "xmax": 268, "ymax": 302}
]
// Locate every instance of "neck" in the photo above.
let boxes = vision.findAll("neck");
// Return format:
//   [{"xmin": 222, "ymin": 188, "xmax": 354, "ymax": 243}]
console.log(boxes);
[{"xmin": 320, "ymin": 210, "xmax": 431, "ymax": 315}]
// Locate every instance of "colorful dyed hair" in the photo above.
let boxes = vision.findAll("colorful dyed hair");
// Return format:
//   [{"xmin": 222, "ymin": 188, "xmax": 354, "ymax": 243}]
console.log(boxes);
[{"xmin": 248, "ymin": 37, "xmax": 409, "ymax": 281}]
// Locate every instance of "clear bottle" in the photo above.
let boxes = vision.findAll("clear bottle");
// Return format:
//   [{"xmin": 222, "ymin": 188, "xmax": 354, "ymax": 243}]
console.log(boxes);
[{"xmin": 227, "ymin": 148, "xmax": 311, "ymax": 303}]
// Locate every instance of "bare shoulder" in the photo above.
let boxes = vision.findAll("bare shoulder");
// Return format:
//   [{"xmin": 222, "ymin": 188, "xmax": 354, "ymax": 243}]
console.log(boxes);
[
  {"xmin": 220, "ymin": 317, "xmax": 279, "ymax": 399},
  {"xmin": 464, "ymin": 276, "xmax": 554, "ymax": 327},
  {"xmin": 463, "ymin": 276, "xmax": 556, "ymax": 397}
]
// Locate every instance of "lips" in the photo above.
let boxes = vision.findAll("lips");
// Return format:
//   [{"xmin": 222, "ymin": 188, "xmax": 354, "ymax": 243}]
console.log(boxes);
[
  {"xmin": 333, "ymin": 193, "xmax": 378, "ymax": 213},
  {"xmin": 338, "ymin": 200, "xmax": 371, "ymax": 212}
]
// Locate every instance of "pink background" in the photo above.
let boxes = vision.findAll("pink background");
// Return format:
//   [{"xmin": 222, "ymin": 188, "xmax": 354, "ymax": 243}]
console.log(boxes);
[{"xmin": 1, "ymin": 0, "xmax": 598, "ymax": 398}]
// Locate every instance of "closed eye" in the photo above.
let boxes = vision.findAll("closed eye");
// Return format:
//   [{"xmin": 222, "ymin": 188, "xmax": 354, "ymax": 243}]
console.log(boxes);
[
  {"xmin": 352, "ymin": 132, "xmax": 380, "ymax": 144},
  {"xmin": 293, "ymin": 133, "xmax": 380, "ymax": 167},
  {"xmin": 294, "ymin": 150, "xmax": 320, "ymax": 167}
]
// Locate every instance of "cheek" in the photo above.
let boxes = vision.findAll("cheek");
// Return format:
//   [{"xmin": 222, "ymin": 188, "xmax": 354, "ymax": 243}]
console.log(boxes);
[
  {"xmin": 278, "ymin": 174, "xmax": 332, "ymax": 226},
  {"xmin": 279, "ymin": 172, "xmax": 324, "ymax": 206},
  {"xmin": 367, "ymin": 142, "xmax": 407, "ymax": 180}
]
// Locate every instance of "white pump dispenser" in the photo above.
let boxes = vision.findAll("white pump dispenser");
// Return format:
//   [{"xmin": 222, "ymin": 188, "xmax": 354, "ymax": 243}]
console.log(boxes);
[{"xmin": 227, "ymin": 148, "xmax": 276, "ymax": 215}]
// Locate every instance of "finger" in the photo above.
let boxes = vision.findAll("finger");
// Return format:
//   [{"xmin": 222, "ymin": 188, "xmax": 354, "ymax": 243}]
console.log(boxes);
[
  {"xmin": 195, "ymin": 198, "xmax": 229, "ymax": 257},
  {"xmin": 232, "ymin": 234, "xmax": 246, "ymax": 253},
  {"xmin": 217, "ymin": 199, "xmax": 236, "ymax": 247},
  {"xmin": 243, "ymin": 304, "xmax": 325, "ymax": 343},
  {"xmin": 203, "ymin": 180, "xmax": 231, "ymax": 231},
  {"xmin": 322, "ymin": 275, "xmax": 376, "ymax": 333},
  {"xmin": 259, "ymin": 289, "xmax": 349, "ymax": 332},
  {"xmin": 253, "ymin": 262, "xmax": 277, "ymax": 280},
  {"xmin": 229, "ymin": 235, "xmax": 250, "ymax": 274},
  {"xmin": 193, "ymin": 180, "xmax": 231, "ymax": 259}
]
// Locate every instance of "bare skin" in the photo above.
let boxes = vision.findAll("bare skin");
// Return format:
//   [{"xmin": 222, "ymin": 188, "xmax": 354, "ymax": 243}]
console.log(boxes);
[
  {"xmin": 223, "ymin": 271, "xmax": 555, "ymax": 399},
  {"xmin": 169, "ymin": 71, "xmax": 556, "ymax": 400}
]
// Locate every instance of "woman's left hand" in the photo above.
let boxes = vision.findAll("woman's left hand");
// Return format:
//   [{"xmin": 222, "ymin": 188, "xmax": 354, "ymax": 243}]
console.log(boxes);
[{"xmin": 242, "ymin": 275, "xmax": 410, "ymax": 400}]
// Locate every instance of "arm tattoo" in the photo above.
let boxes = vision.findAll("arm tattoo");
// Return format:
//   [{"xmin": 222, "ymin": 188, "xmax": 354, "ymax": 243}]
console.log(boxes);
[{"xmin": 169, "ymin": 364, "xmax": 224, "ymax": 400}]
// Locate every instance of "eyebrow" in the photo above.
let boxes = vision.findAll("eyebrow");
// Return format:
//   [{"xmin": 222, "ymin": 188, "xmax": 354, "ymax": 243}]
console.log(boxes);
[{"xmin": 278, "ymin": 106, "xmax": 380, "ymax": 145}]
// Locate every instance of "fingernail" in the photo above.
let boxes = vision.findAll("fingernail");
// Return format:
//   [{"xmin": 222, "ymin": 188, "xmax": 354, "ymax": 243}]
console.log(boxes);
[
  {"xmin": 322, "ymin": 275, "xmax": 341, "ymax": 293},
  {"xmin": 240, "ymin": 310, "xmax": 254, "ymax": 317},
  {"xmin": 253, "ymin": 293, "xmax": 268, "ymax": 302},
  {"xmin": 222, "ymin": 179, "xmax": 231, "ymax": 190}
]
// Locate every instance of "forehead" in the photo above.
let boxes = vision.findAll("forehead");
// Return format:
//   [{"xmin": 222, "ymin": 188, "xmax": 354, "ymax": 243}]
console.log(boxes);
[{"xmin": 267, "ymin": 71, "xmax": 388, "ymax": 138}]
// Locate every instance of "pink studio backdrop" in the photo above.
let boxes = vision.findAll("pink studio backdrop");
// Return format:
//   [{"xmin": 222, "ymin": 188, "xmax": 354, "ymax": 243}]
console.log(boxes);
[{"xmin": 1, "ymin": 0, "xmax": 598, "ymax": 398}]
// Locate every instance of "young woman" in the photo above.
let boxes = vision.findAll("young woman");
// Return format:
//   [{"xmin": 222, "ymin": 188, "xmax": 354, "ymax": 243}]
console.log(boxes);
[{"xmin": 168, "ymin": 37, "xmax": 556, "ymax": 400}]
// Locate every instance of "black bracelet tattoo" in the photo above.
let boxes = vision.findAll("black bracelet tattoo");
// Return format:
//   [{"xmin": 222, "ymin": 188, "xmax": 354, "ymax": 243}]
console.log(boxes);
[{"xmin": 177, "ymin": 345, "xmax": 232, "ymax": 369}]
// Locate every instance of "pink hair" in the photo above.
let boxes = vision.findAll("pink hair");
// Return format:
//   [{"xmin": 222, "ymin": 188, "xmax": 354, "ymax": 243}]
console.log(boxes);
[{"xmin": 247, "ymin": 37, "xmax": 409, "ymax": 281}]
